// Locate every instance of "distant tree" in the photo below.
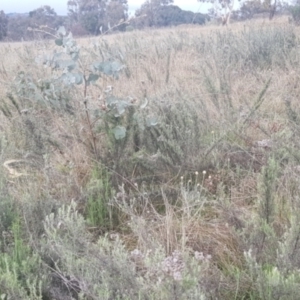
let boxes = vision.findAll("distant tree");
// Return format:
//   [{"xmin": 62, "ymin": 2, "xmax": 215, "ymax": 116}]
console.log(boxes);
[
  {"xmin": 199, "ymin": 0, "xmax": 280, "ymax": 25},
  {"xmin": 268, "ymin": 0, "xmax": 277, "ymax": 19},
  {"xmin": 289, "ymin": 0, "xmax": 300, "ymax": 25},
  {"xmin": 193, "ymin": 11, "xmax": 210, "ymax": 24},
  {"xmin": 67, "ymin": 0, "xmax": 80, "ymax": 24},
  {"xmin": 29, "ymin": 5, "xmax": 56, "ymax": 20},
  {"xmin": 237, "ymin": 0, "xmax": 285, "ymax": 20},
  {"xmin": 153, "ymin": 5, "xmax": 208, "ymax": 26},
  {"xmin": 66, "ymin": 1, "xmax": 85, "ymax": 36},
  {"xmin": 106, "ymin": 0, "xmax": 128, "ymax": 31},
  {"xmin": 197, "ymin": 0, "xmax": 237, "ymax": 25},
  {"xmin": 7, "ymin": 14, "xmax": 31, "ymax": 40},
  {"xmin": 29, "ymin": 5, "xmax": 65, "ymax": 31},
  {"xmin": 67, "ymin": 0, "xmax": 128, "ymax": 35},
  {"xmin": 7, "ymin": 6, "xmax": 65, "ymax": 41},
  {"xmin": 67, "ymin": 0, "xmax": 107, "ymax": 35},
  {"xmin": 0, "ymin": 10, "xmax": 8, "ymax": 40},
  {"xmin": 239, "ymin": 0, "xmax": 269, "ymax": 19},
  {"xmin": 133, "ymin": 4, "xmax": 208, "ymax": 28},
  {"xmin": 135, "ymin": 0, "xmax": 174, "ymax": 27}
]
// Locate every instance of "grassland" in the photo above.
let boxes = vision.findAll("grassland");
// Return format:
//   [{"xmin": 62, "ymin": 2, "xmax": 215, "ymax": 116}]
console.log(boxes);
[{"xmin": 1, "ymin": 16, "xmax": 300, "ymax": 299}]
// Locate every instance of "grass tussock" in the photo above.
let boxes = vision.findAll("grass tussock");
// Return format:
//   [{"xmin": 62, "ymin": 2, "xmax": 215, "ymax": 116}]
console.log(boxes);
[{"xmin": 1, "ymin": 19, "xmax": 300, "ymax": 299}]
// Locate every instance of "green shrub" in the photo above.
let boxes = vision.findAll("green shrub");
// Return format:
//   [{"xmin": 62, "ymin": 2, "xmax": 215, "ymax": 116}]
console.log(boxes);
[
  {"xmin": 85, "ymin": 167, "xmax": 115, "ymax": 229},
  {"xmin": 0, "ymin": 218, "xmax": 46, "ymax": 300}
]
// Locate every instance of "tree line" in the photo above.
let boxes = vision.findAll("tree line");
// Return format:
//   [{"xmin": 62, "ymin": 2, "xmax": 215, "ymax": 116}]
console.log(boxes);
[
  {"xmin": 0, "ymin": 0, "xmax": 297, "ymax": 41},
  {"xmin": 0, "ymin": 0, "xmax": 209, "ymax": 41}
]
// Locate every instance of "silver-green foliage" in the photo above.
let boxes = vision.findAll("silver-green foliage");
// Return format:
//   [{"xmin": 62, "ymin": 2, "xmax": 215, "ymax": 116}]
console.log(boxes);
[
  {"xmin": 43, "ymin": 201, "xmax": 209, "ymax": 300},
  {"xmin": 245, "ymin": 249, "xmax": 300, "ymax": 300},
  {"xmin": 38, "ymin": 26, "xmax": 149, "ymax": 141},
  {"xmin": 43, "ymin": 201, "xmax": 138, "ymax": 299},
  {"xmin": 37, "ymin": 27, "xmax": 162, "ymax": 174}
]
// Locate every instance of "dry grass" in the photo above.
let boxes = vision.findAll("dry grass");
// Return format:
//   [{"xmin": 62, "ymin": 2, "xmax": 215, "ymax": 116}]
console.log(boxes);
[{"xmin": 1, "ymin": 17, "xmax": 300, "ymax": 298}]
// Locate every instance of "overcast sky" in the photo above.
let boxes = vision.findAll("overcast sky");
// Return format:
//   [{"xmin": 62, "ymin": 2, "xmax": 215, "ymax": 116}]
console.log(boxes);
[{"xmin": 1, "ymin": 0, "xmax": 211, "ymax": 15}]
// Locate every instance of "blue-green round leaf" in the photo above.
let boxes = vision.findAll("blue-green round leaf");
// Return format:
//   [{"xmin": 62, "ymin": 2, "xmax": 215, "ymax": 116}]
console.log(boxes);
[
  {"xmin": 60, "ymin": 72, "xmax": 83, "ymax": 85},
  {"xmin": 106, "ymin": 96, "xmax": 118, "ymax": 107},
  {"xmin": 55, "ymin": 38, "xmax": 63, "ymax": 46},
  {"xmin": 87, "ymin": 73, "xmax": 100, "ymax": 84},
  {"xmin": 115, "ymin": 101, "xmax": 130, "ymax": 117},
  {"xmin": 57, "ymin": 60, "xmax": 76, "ymax": 71},
  {"xmin": 72, "ymin": 73, "xmax": 84, "ymax": 85},
  {"xmin": 71, "ymin": 51, "xmax": 79, "ymax": 61},
  {"xmin": 113, "ymin": 126, "xmax": 126, "ymax": 140}
]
